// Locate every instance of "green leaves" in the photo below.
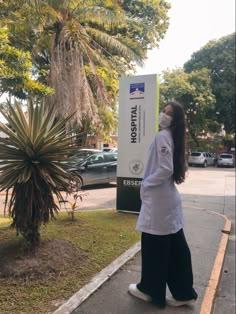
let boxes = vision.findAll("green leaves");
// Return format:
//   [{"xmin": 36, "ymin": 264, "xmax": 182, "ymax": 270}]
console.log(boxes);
[
  {"xmin": 160, "ymin": 68, "xmax": 217, "ymax": 144},
  {"xmin": 1, "ymin": 0, "xmax": 170, "ymax": 134},
  {"xmin": 0, "ymin": 101, "xmax": 77, "ymax": 248},
  {"xmin": 0, "ymin": 27, "xmax": 53, "ymax": 99},
  {"xmin": 184, "ymin": 33, "xmax": 236, "ymax": 134},
  {"xmin": 0, "ymin": 102, "xmax": 76, "ymax": 186}
]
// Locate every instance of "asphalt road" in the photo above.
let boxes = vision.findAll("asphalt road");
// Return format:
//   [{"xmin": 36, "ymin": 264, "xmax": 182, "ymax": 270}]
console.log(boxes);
[{"xmin": 77, "ymin": 167, "xmax": 235, "ymax": 212}]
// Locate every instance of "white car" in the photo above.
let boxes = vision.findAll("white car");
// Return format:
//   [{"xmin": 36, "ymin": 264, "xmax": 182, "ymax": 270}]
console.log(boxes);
[
  {"xmin": 188, "ymin": 152, "xmax": 215, "ymax": 167},
  {"xmin": 217, "ymin": 153, "xmax": 235, "ymax": 168}
]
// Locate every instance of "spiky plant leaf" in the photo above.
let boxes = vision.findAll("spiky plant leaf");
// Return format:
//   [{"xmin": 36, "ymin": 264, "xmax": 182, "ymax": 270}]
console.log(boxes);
[{"xmin": 0, "ymin": 101, "xmax": 78, "ymax": 249}]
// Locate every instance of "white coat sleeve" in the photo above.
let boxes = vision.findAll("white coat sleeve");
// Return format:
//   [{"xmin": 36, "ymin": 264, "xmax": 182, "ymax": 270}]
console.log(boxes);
[{"xmin": 142, "ymin": 133, "xmax": 173, "ymax": 188}]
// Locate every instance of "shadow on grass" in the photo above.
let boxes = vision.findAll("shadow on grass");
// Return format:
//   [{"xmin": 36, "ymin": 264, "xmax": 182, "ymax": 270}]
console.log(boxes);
[{"xmin": 0, "ymin": 237, "xmax": 87, "ymax": 279}]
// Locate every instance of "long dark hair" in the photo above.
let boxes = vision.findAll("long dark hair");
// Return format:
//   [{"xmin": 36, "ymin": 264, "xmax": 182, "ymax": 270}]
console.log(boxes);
[{"xmin": 165, "ymin": 101, "xmax": 186, "ymax": 184}]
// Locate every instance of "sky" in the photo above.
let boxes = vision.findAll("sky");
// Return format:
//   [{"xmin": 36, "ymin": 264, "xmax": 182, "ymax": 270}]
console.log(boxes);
[{"xmin": 136, "ymin": 0, "xmax": 235, "ymax": 76}]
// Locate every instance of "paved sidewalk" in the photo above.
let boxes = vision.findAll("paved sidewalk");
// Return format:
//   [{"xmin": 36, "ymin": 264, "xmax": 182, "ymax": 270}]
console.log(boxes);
[{"xmin": 54, "ymin": 205, "xmax": 231, "ymax": 314}]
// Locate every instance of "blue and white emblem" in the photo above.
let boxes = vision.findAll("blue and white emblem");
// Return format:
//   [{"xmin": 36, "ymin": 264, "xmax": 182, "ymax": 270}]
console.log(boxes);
[{"xmin": 129, "ymin": 83, "xmax": 145, "ymax": 100}]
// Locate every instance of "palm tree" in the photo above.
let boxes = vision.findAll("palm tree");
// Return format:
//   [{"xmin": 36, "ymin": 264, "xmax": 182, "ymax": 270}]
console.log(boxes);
[
  {"xmin": 0, "ymin": 101, "xmax": 78, "ymax": 249},
  {"xmin": 22, "ymin": 0, "xmax": 144, "ymax": 128}
]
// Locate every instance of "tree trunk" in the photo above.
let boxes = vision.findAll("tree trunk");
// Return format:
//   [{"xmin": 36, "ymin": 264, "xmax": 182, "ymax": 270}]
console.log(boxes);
[{"xmin": 21, "ymin": 222, "xmax": 40, "ymax": 251}]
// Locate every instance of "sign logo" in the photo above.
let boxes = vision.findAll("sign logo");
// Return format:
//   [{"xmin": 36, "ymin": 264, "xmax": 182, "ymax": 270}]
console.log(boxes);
[
  {"xmin": 129, "ymin": 160, "xmax": 144, "ymax": 175},
  {"xmin": 129, "ymin": 83, "xmax": 145, "ymax": 100}
]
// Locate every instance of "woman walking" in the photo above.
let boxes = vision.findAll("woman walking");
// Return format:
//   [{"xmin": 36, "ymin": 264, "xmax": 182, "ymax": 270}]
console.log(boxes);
[{"xmin": 128, "ymin": 101, "xmax": 198, "ymax": 308}]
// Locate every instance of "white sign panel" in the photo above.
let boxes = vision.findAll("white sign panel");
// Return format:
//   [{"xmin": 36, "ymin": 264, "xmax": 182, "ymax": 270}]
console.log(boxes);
[{"xmin": 117, "ymin": 74, "xmax": 159, "ymax": 212}]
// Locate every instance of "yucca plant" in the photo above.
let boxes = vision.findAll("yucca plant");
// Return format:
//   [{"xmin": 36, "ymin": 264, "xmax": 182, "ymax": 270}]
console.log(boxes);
[{"xmin": 0, "ymin": 101, "xmax": 78, "ymax": 249}]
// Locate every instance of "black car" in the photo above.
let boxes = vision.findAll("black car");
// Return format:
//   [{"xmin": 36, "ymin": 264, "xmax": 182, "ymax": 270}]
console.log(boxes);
[
  {"xmin": 70, "ymin": 152, "xmax": 117, "ymax": 187},
  {"xmin": 70, "ymin": 148, "xmax": 102, "ymax": 160}
]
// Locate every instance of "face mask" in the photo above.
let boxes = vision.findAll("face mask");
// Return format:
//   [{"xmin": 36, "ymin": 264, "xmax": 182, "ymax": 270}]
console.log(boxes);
[{"xmin": 158, "ymin": 112, "xmax": 172, "ymax": 129}]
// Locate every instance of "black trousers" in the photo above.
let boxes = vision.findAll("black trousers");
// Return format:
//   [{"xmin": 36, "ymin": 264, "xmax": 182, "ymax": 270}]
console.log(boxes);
[{"xmin": 137, "ymin": 229, "xmax": 198, "ymax": 306}]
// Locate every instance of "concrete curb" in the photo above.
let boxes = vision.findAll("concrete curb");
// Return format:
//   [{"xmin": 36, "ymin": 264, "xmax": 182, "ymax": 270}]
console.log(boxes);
[
  {"xmin": 199, "ymin": 212, "xmax": 232, "ymax": 314},
  {"xmin": 53, "ymin": 242, "xmax": 141, "ymax": 314}
]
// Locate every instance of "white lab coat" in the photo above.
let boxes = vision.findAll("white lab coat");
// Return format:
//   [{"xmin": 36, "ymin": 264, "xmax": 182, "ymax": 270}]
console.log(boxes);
[{"xmin": 136, "ymin": 128, "xmax": 184, "ymax": 235}]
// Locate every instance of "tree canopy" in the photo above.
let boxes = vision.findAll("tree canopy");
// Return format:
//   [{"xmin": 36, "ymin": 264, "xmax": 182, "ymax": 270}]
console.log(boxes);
[
  {"xmin": 0, "ymin": 0, "xmax": 171, "ymax": 135},
  {"xmin": 0, "ymin": 27, "xmax": 52, "ymax": 99},
  {"xmin": 184, "ymin": 33, "xmax": 236, "ymax": 134},
  {"xmin": 160, "ymin": 68, "xmax": 217, "ymax": 144}
]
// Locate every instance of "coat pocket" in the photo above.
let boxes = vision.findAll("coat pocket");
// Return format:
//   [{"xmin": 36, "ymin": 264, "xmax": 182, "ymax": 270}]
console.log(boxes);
[{"xmin": 140, "ymin": 184, "xmax": 155, "ymax": 206}]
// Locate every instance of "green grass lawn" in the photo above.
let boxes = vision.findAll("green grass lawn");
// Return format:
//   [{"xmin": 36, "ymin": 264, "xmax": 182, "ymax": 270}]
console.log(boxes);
[{"xmin": 0, "ymin": 210, "xmax": 140, "ymax": 314}]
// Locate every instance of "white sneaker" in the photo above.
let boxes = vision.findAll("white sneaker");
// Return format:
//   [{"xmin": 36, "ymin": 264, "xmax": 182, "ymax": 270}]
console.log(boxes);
[
  {"xmin": 128, "ymin": 284, "xmax": 152, "ymax": 302},
  {"xmin": 166, "ymin": 296, "xmax": 196, "ymax": 307}
]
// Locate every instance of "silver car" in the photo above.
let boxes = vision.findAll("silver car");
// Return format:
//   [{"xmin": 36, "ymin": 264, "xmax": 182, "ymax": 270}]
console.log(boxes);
[
  {"xmin": 188, "ymin": 152, "xmax": 215, "ymax": 167},
  {"xmin": 217, "ymin": 153, "xmax": 235, "ymax": 168}
]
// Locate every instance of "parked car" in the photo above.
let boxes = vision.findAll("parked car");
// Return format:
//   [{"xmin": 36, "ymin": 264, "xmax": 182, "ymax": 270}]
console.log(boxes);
[
  {"xmin": 188, "ymin": 152, "xmax": 215, "ymax": 167},
  {"xmin": 217, "ymin": 153, "xmax": 235, "ymax": 168},
  {"xmin": 70, "ymin": 152, "xmax": 117, "ymax": 187},
  {"xmin": 70, "ymin": 148, "xmax": 102, "ymax": 162},
  {"xmin": 79, "ymin": 148, "xmax": 102, "ymax": 152},
  {"xmin": 103, "ymin": 147, "xmax": 118, "ymax": 153}
]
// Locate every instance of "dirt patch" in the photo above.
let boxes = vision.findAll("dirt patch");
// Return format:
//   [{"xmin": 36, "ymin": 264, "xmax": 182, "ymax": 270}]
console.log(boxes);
[{"xmin": 0, "ymin": 239, "xmax": 86, "ymax": 279}]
